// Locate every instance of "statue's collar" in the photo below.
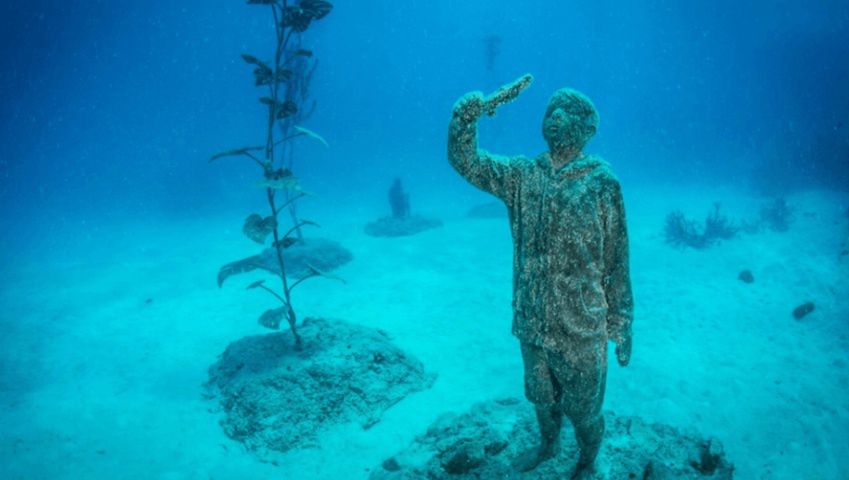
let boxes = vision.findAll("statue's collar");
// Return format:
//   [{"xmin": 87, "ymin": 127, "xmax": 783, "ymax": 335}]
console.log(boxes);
[{"xmin": 537, "ymin": 152, "xmax": 600, "ymax": 180}]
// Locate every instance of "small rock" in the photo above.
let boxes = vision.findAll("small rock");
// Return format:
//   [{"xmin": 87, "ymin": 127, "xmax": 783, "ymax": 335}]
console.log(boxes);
[
  {"xmin": 738, "ymin": 270, "xmax": 754, "ymax": 284},
  {"xmin": 644, "ymin": 461, "xmax": 676, "ymax": 479},
  {"xmin": 382, "ymin": 457, "xmax": 401, "ymax": 472},
  {"xmin": 440, "ymin": 440, "xmax": 485, "ymax": 474},
  {"xmin": 484, "ymin": 438, "xmax": 508, "ymax": 455},
  {"xmin": 792, "ymin": 302, "xmax": 815, "ymax": 320},
  {"xmin": 689, "ymin": 439, "xmax": 723, "ymax": 474}
]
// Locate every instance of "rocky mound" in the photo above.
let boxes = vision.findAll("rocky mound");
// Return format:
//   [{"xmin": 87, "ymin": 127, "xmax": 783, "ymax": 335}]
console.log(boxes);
[
  {"xmin": 261, "ymin": 237, "xmax": 353, "ymax": 278},
  {"xmin": 364, "ymin": 215, "xmax": 442, "ymax": 237},
  {"xmin": 217, "ymin": 237, "xmax": 353, "ymax": 288},
  {"xmin": 371, "ymin": 398, "xmax": 734, "ymax": 479},
  {"xmin": 206, "ymin": 318, "xmax": 436, "ymax": 457}
]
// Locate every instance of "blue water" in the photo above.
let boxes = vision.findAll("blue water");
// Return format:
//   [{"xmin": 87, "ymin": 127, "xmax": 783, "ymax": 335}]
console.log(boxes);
[
  {"xmin": 2, "ymin": 1, "xmax": 846, "ymax": 226},
  {"xmin": 1, "ymin": 1, "xmax": 848, "ymax": 479}
]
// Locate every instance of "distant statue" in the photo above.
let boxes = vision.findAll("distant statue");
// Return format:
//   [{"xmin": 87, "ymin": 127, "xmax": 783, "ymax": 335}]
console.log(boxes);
[
  {"xmin": 448, "ymin": 75, "xmax": 634, "ymax": 478},
  {"xmin": 483, "ymin": 34, "xmax": 502, "ymax": 73},
  {"xmin": 388, "ymin": 177, "xmax": 410, "ymax": 218},
  {"xmin": 364, "ymin": 178, "xmax": 441, "ymax": 237}
]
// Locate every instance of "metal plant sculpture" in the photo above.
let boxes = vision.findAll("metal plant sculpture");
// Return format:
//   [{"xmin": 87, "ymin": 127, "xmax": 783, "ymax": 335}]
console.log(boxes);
[{"xmin": 211, "ymin": 0, "xmax": 336, "ymax": 349}]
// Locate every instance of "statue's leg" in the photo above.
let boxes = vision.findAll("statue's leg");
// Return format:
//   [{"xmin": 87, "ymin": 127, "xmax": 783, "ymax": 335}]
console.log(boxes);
[
  {"xmin": 535, "ymin": 403, "xmax": 563, "ymax": 457},
  {"xmin": 513, "ymin": 343, "xmax": 563, "ymax": 472},
  {"xmin": 573, "ymin": 409, "xmax": 604, "ymax": 468},
  {"xmin": 555, "ymin": 342, "xmax": 608, "ymax": 476}
]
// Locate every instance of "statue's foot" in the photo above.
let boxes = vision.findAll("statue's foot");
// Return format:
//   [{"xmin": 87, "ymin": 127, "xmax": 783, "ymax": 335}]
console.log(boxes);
[
  {"xmin": 570, "ymin": 452, "xmax": 599, "ymax": 479},
  {"xmin": 570, "ymin": 463, "xmax": 597, "ymax": 480},
  {"xmin": 512, "ymin": 445, "xmax": 557, "ymax": 472}
]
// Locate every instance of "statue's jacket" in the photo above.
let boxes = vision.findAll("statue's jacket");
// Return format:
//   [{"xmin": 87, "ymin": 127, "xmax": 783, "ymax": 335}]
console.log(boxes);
[{"xmin": 449, "ymin": 117, "xmax": 634, "ymax": 354}]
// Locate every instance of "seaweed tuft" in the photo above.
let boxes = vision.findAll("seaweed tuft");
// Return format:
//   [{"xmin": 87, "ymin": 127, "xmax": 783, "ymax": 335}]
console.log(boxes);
[{"xmin": 665, "ymin": 203, "xmax": 737, "ymax": 249}]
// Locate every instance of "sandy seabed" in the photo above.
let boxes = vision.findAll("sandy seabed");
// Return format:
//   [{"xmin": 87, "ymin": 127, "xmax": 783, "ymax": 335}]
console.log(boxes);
[{"xmin": 1, "ymin": 185, "xmax": 847, "ymax": 480}]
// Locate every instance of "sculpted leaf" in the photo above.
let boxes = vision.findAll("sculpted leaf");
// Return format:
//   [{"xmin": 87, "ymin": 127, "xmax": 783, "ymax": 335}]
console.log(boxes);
[
  {"xmin": 258, "ymin": 307, "xmax": 286, "ymax": 330},
  {"xmin": 254, "ymin": 66, "xmax": 273, "ymax": 86},
  {"xmin": 217, "ymin": 255, "xmax": 266, "ymax": 287},
  {"xmin": 295, "ymin": 125, "xmax": 329, "ymax": 148},
  {"xmin": 241, "ymin": 54, "xmax": 270, "ymax": 70},
  {"xmin": 258, "ymin": 97, "xmax": 298, "ymax": 119},
  {"xmin": 276, "ymin": 100, "xmax": 298, "ymax": 119},
  {"xmin": 301, "ymin": 0, "xmax": 333, "ymax": 19},
  {"xmin": 209, "ymin": 145, "xmax": 264, "ymax": 162},
  {"xmin": 281, "ymin": 6, "xmax": 312, "ymax": 32},
  {"xmin": 243, "ymin": 213, "xmax": 278, "ymax": 244},
  {"xmin": 258, "ymin": 168, "xmax": 302, "ymax": 191}
]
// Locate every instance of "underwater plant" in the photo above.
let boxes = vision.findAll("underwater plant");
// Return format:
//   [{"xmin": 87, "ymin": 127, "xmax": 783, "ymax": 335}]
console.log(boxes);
[
  {"xmin": 664, "ymin": 211, "xmax": 706, "ymax": 249},
  {"xmin": 664, "ymin": 203, "xmax": 737, "ymax": 249},
  {"xmin": 703, "ymin": 202, "xmax": 738, "ymax": 241},
  {"xmin": 211, "ymin": 0, "xmax": 336, "ymax": 349}
]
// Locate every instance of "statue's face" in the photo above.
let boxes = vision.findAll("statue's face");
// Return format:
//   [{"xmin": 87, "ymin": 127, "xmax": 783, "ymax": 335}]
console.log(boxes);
[
  {"xmin": 542, "ymin": 90, "xmax": 598, "ymax": 155},
  {"xmin": 543, "ymin": 105, "xmax": 596, "ymax": 153}
]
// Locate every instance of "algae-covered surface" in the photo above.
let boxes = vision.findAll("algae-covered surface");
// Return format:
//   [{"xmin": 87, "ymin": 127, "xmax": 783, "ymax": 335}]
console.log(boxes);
[{"xmin": 2, "ymin": 1, "xmax": 848, "ymax": 479}]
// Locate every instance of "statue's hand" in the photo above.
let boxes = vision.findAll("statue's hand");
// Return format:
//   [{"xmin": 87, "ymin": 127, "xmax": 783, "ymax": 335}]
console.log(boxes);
[
  {"xmin": 481, "ymin": 73, "xmax": 533, "ymax": 116},
  {"xmin": 615, "ymin": 335, "xmax": 632, "ymax": 367},
  {"xmin": 451, "ymin": 74, "xmax": 534, "ymax": 124},
  {"xmin": 452, "ymin": 91, "xmax": 486, "ymax": 123}
]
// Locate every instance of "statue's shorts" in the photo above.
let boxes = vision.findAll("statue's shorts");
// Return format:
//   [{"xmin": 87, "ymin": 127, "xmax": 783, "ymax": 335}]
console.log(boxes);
[{"xmin": 520, "ymin": 341, "xmax": 607, "ymax": 420}]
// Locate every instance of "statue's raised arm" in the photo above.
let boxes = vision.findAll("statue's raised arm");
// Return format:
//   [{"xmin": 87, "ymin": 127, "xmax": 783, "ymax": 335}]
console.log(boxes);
[{"xmin": 447, "ymin": 74, "xmax": 533, "ymax": 199}]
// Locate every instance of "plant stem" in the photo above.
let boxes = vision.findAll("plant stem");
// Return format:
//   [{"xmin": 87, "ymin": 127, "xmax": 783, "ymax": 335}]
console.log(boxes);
[{"xmin": 266, "ymin": 2, "xmax": 301, "ymax": 349}]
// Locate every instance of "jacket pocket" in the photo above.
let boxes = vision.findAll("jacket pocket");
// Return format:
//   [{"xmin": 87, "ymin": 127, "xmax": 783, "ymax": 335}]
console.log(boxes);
[{"xmin": 572, "ymin": 280, "xmax": 608, "ymax": 333}]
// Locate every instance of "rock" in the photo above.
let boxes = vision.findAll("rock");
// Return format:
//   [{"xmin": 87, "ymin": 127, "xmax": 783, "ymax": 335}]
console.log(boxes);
[
  {"xmin": 643, "ymin": 461, "xmax": 678, "ymax": 480},
  {"xmin": 737, "ymin": 270, "xmax": 754, "ymax": 284},
  {"xmin": 688, "ymin": 439, "xmax": 725, "ymax": 475},
  {"xmin": 262, "ymin": 237, "xmax": 353, "ymax": 278},
  {"xmin": 382, "ymin": 458, "xmax": 401, "ymax": 472},
  {"xmin": 217, "ymin": 237, "xmax": 353, "ymax": 288},
  {"xmin": 440, "ymin": 439, "xmax": 486, "ymax": 474},
  {"xmin": 206, "ymin": 318, "xmax": 436, "ymax": 457},
  {"xmin": 792, "ymin": 302, "xmax": 815, "ymax": 320},
  {"xmin": 370, "ymin": 399, "xmax": 734, "ymax": 479},
  {"xmin": 364, "ymin": 215, "xmax": 442, "ymax": 237}
]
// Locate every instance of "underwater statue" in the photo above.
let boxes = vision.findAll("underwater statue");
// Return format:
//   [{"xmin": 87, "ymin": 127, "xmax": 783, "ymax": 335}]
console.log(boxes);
[
  {"xmin": 388, "ymin": 177, "xmax": 410, "ymax": 218},
  {"xmin": 364, "ymin": 178, "xmax": 442, "ymax": 237},
  {"xmin": 448, "ymin": 75, "xmax": 634, "ymax": 477}
]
